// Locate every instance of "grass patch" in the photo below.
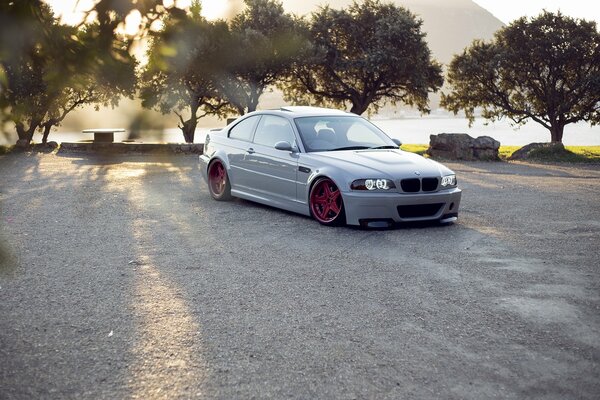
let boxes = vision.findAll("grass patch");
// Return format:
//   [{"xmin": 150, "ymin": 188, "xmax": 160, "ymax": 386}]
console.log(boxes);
[
  {"xmin": 562, "ymin": 146, "xmax": 600, "ymax": 162},
  {"xmin": 500, "ymin": 145, "xmax": 600, "ymax": 163},
  {"xmin": 498, "ymin": 146, "xmax": 519, "ymax": 160},
  {"xmin": 401, "ymin": 144, "xmax": 600, "ymax": 163},
  {"xmin": 400, "ymin": 144, "xmax": 428, "ymax": 155}
]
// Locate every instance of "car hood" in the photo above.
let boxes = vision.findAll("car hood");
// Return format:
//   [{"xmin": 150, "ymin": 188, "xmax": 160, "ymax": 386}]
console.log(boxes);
[{"xmin": 306, "ymin": 149, "xmax": 452, "ymax": 178}]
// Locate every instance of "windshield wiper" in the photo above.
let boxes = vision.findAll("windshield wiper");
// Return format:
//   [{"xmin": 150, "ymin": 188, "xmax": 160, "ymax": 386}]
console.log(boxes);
[
  {"xmin": 330, "ymin": 146, "xmax": 371, "ymax": 151},
  {"xmin": 369, "ymin": 145, "xmax": 399, "ymax": 149}
]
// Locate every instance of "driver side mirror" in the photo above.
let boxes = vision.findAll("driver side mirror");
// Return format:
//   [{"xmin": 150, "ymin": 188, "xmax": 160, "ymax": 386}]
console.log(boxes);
[
  {"xmin": 274, "ymin": 141, "xmax": 294, "ymax": 152},
  {"xmin": 392, "ymin": 138, "xmax": 402, "ymax": 147}
]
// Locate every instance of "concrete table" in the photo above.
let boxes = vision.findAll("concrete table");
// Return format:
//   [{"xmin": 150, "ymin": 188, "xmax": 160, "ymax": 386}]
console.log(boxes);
[{"xmin": 82, "ymin": 128, "xmax": 126, "ymax": 143}]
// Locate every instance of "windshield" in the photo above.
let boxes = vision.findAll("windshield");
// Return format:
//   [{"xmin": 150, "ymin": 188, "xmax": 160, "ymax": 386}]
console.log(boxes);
[{"xmin": 294, "ymin": 116, "xmax": 396, "ymax": 152}]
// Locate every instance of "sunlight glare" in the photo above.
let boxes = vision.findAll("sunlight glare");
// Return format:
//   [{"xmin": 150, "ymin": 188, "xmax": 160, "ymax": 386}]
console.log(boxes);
[
  {"xmin": 201, "ymin": 0, "xmax": 229, "ymax": 20},
  {"xmin": 122, "ymin": 10, "xmax": 143, "ymax": 36},
  {"xmin": 45, "ymin": 0, "xmax": 95, "ymax": 26}
]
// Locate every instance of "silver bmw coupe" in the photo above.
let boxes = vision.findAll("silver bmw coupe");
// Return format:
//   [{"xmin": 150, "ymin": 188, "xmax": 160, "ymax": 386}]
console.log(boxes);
[{"xmin": 199, "ymin": 106, "xmax": 461, "ymax": 228}]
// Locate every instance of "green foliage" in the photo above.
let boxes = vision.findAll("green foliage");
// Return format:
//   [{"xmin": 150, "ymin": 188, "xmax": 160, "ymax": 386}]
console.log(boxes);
[
  {"xmin": 222, "ymin": 0, "xmax": 311, "ymax": 114},
  {"xmin": 140, "ymin": 0, "xmax": 308, "ymax": 142},
  {"xmin": 442, "ymin": 11, "xmax": 600, "ymax": 143},
  {"xmin": 139, "ymin": 4, "xmax": 234, "ymax": 143},
  {"xmin": 0, "ymin": 1, "xmax": 136, "ymax": 144},
  {"xmin": 282, "ymin": 0, "xmax": 443, "ymax": 115},
  {"xmin": 400, "ymin": 144, "xmax": 428, "ymax": 155}
]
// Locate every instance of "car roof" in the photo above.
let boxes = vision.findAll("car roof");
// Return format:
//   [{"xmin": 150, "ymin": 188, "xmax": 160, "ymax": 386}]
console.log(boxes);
[{"xmin": 246, "ymin": 106, "xmax": 354, "ymax": 119}]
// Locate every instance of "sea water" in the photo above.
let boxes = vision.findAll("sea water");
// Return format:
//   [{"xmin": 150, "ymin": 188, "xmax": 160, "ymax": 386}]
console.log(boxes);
[{"xmin": 2, "ymin": 117, "xmax": 598, "ymax": 146}]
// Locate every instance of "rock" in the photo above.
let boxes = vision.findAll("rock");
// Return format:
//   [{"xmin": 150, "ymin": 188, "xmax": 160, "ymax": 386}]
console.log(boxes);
[
  {"xmin": 508, "ymin": 142, "xmax": 565, "ymax": 160},
  {"xmin": 15, "ymin": 139, "xmax": 30, "ymax": 149},
  {"xmin": 427, "ymin": 133, "xmax": 500, "ymax": 161},
  {"xmin": 31, "ymin": 142, "xmax": 59, "ymax": 153},
  {"xmin": 472, "ymin": 136, "xmax": 501, "ymax": 161}
]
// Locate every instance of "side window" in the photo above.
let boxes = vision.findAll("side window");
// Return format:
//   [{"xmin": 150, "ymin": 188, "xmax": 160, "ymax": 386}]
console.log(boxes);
[
  {"xmin": 229, "ymin": 116, "xmax": 260, "ymax": 142},
  {"xmin": 253, "ymin": 115, "xmax": 296, "ymax": 148}
]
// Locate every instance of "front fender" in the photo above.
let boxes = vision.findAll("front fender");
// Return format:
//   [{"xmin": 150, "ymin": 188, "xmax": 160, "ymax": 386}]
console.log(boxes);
[{"xmin": 304, "ymin": 165, "xmax": 352, "ymax": 203}]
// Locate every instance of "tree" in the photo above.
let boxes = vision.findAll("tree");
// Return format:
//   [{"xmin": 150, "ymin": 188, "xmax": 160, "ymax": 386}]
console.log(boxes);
[
  {"xmin": 282, "ymin": 0, "xmax": 443, "ymax": 115},
  {"xmin": 139, "ymin": 2, "xmax": 233, "ymax": 143},
  {"xmin": 0, "ymin": 1, "xmax": 56, "ymax": 144},
  {"xmin": 218, "ymin": 0, "xmax": 310, "ymax": 115},
  {"xmin": 0, "ymin": 1, "xmax": 136, "ymax": 145},
  {"xmin": 441, "ymin": 11, "xmax": 600, "ymax": 143}
]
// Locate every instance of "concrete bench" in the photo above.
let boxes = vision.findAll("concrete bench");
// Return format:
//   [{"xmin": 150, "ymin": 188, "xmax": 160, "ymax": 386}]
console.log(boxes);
[{"xmin": 82, "ymin": 128, "xmax": 126, "ymax": 143}]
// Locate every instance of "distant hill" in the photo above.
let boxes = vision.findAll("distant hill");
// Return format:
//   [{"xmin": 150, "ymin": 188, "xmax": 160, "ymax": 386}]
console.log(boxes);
[{"xmin": 281, "ymin": 0, "xmax": 504, "ymax": 63}]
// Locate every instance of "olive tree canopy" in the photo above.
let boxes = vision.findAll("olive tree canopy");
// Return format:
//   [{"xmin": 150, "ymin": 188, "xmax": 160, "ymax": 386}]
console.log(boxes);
[
  {"xmin": 220, "ymin": 0, "xmax": 310, "ymax": 115},
  {"xmin": 0, "ymin": 0, "xmax": 136, "ymax": 145},
  {"xmin": 139, "ymin": 3, "xmax": 233, "ymax": 143},
  {"xmin": 282, "ymin": 0, "xmax": 443, "ymax": 115},
  {"xmin": 441, "ymin": 11, "xmax": 600, "ymax": 143}
]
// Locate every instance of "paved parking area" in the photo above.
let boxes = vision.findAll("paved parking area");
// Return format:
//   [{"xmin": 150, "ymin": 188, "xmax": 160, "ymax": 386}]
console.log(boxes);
[{"xmin": 0, "ymin": 153, "xmax": 599, "ymax": 399}]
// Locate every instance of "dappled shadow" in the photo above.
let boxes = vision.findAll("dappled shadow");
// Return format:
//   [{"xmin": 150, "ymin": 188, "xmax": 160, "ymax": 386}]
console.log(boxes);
[
  {"xmin": 0, "ymin": 238, "xmax": 17, "ymax": 276},
  {"xmin": 0, "ymin": 153, "xmax": 208, "ymax": 398},
  {"xmin": 121, "ymin": 157, "xmax": 599, "ymax": 396},
  {"xmin": 1, "ymin": 155, "xmax": 599, "ymax": 398}
]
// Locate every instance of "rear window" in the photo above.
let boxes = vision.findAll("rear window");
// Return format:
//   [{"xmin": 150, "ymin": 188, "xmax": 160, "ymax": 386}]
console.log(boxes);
[{"xmin": 229, "ymin": 116, "xmax": 260, "ymax": 142}]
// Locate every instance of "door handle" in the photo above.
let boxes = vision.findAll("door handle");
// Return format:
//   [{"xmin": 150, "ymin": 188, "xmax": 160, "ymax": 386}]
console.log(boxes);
[{"xmin": 246, "ymin": 148, "xmax": 255, "ymax": 154}]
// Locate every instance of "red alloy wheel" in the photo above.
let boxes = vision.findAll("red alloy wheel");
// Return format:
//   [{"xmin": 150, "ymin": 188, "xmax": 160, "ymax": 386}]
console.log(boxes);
[
  {"xmin": 310, "ymin": 178, "xmax": 345, "ymax": 225},
  {"xmin": 208, "ymin": 160, "xmax": 231, "ymax": 200}
]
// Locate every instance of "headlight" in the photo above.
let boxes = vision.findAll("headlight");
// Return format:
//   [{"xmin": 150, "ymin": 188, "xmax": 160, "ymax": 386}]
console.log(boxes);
[
  {"xmin": 441, "ymin": 174, "xmax": 457, "ymax": 187},
  {"xmin": 351, "ymin": 179, "xmax": 396, "ymax": 191}
]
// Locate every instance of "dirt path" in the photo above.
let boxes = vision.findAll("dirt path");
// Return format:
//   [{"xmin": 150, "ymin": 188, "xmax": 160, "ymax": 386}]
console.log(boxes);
[{"xmin": 1, "ymin": 153, "xmax": 599, "ymax": 399}]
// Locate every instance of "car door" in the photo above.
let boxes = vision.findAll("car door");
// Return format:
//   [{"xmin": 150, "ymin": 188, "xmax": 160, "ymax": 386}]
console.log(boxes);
[
  {"xmin": 245, "ymin": 115, "xmax": 299, "ymax": 204},
  {"xmin": 225, "ymin": 115, "xmax": 261, "ymax": 191}
]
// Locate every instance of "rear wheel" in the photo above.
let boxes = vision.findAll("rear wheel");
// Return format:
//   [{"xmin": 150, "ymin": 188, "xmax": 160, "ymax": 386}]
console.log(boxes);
[
  {"xmin": 208, "ymin": 159, "xmax": 232, "ymax": 200},
  {"xmin": 309, "ymin": 177, "xmax": 345, "ymax": 226}
]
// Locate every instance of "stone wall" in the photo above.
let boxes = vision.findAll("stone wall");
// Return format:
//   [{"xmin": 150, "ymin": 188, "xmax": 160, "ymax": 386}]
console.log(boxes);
[{"xmin": 58, "ymin": 142, "xmax": 204, "ymax": 155}]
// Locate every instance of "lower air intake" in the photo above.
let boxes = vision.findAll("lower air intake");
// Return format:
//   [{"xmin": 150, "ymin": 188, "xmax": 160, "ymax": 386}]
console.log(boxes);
[{"xmin": 397, "ymin": 203, "xmax": 444, "ymax": 218}]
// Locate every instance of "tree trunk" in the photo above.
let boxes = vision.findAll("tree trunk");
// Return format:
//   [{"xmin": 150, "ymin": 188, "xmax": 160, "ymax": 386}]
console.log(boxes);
[
  {"xmin": 247, "ymin": 87, "xmax": 262, "ymax": 114},
  {"xmin": 15, "ymin": 122, "xmax": 38, "ymax": 146},
  {"xmin": 42, "ymin": 124, "xmax": 52, "ymax": 144},
  {"xmin": 15, "ymin": 123, "xmax": 28, "ymax": 141},
  {"xmin": 180, "ymin": 100, "xmax": 200, "ymax": 143},
  {"xmin": 549, "ymin": 123, "xmax": 564, "ymax": 143},
  {"xmin": 180, "ymin": 118, "xmax": 197, "ymax": 143},
  {"xmin": 350, "ymin": 102, "xmax": 368, "ymax": 115}
]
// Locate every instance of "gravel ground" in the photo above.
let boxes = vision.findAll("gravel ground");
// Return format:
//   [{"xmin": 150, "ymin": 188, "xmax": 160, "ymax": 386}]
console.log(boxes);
[{"xmin": 0, "ymin": 153, "xmax": 599, "ymax": 399}]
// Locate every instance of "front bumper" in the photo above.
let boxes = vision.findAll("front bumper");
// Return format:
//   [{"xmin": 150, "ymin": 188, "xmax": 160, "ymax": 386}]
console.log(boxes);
[
  {"xmin": 199, "ymin": 154, "xmax": 210, "ymax": 183},
  {"xmin": 342, "ymin": 188, "xmax": 462, "ymax": 226}
]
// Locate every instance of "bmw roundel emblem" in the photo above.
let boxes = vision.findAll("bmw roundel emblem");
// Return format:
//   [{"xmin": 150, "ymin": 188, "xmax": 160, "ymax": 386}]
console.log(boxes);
[{"xmin": 414, "ymin": 171, "xmax": 421, "ymax": 176}]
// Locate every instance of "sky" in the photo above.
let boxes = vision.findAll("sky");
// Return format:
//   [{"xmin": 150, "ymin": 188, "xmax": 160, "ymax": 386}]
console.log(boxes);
[
  {"xmin": 472, "ymin": 0, "xmax": 600, "ymax": 24},
  {"xmin": 46, "ymin": 0, "xmax": 600, "ymax": 25}
]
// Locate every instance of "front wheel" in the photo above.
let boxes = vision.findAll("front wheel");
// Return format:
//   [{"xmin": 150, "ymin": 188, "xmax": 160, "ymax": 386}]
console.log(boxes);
[
  {"xmin": 309, "ymin": 177, "xmax": 346, "ymax": 226},
  {"xmin": 208, "ymin": 159, "xmax": 232, "ymax": 201}
]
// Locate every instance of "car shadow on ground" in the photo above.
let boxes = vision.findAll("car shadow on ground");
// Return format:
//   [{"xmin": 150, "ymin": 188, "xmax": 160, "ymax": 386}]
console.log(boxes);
[{"xmin": 232, "ymin": 197, "xmax": 454, "ymax": 231}]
